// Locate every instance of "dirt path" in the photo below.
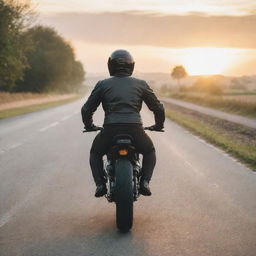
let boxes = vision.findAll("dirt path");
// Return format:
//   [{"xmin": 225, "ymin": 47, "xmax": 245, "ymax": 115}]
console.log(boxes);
[{"xmin": 161, "ymin": 97, "xmax": 256, "ymax": 129}]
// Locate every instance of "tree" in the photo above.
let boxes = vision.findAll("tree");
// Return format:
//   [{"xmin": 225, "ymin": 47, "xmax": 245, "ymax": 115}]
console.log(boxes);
[
  {"xmin": 16, "ymin": 26, "xmax": 85, "ymax": 93},
  {"xmin": 171, "ymin": 65, "xmax": 187, "ymax": 88},
  {"xmin": 0, "ymin": 0, "xmax": 33, "ymax": 91}
]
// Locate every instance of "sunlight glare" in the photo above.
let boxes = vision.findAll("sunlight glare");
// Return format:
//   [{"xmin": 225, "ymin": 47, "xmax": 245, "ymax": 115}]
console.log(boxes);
[{"xmin": 181, "ymin": 48, "xmax": 237, "ymax": 75}]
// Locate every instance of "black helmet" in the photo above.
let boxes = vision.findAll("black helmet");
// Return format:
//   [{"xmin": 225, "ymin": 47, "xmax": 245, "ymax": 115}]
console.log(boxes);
[{"xmin": 108, "ymin": 49, "xmax": 135, "ymax": 76}]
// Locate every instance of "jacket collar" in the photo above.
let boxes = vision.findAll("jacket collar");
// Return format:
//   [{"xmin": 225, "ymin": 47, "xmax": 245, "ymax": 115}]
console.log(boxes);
[{"xmin": 113, "ymin": 71, "xmax": 131, "ymax": 77}]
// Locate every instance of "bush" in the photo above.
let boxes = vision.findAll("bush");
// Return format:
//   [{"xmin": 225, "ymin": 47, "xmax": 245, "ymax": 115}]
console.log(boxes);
[
  {"xmin": 0, "ymin": 0, "xmax": 33, "ymax": 91},
  {"xmin": 0, "ymin": 1, "xmax": 85, "ymax": 93},
  {"xmin": 15, "ymin": 26, "xmax": 85, "ymax": 93},
  {"xmin": 191, "ymin": 76, "xmax": 223, "ymax": 95}
]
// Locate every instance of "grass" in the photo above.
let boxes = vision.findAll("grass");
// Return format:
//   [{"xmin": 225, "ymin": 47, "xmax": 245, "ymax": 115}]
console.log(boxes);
[
  {"xmin": 166, "ymin": 108, "xmax": 256, "ymax": 171},
  {"xmin": 169, "ymin": 92, "xmax": 256, "ymax": 119},
  {"xmin": 0, "ymin": 95, "xmax": 81, "ymax": 119},
  {"xmin": 0, "ymin": 92, "xmax": 50, "ymax": 104}
]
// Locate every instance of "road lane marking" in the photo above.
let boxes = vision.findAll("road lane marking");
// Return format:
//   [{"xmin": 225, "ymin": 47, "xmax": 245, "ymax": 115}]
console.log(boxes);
[
  {"xmin": 158, "ymin": 136, "xmax": 226, "ymax": 192},
  {"xmin": 61, "ymin": 115, "xmax": 72, "ymax": 121},
  {"xmin": 0, "ymin": 167, "xmax": 62, "ymax": 228},
  {"xmin": 0, "ymin": 143, "xmax": 24, "ymax": 155},
  {"xmin": 159, "ymin": 136, "xmax": 206, "ymax": 178},
  {"xmin": 39, "ymin": 122, "xmax": 59, "ymax": 132},
  {"xmin": 0, "ymin": 179, "xmax": 44, "ymax": 228},
  {"xmin": 169, "ymin": 122, "xmax": 250, "ymax": 170},
  {"xmin": 8, "ymin": 143, "xmax": 23, "ymax": 150},
  {"xmin": 211, "ymin": 183, "xmax": 219, "ymax": 188},
  {"xmin": 0, "ymin": 185, "xmax": 44, "ymax": 228}
]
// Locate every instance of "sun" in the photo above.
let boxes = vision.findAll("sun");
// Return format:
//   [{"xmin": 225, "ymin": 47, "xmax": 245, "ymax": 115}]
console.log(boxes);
[{"xmin": 181, "ymin": 48, "xmax": 236, "ymax": 75}]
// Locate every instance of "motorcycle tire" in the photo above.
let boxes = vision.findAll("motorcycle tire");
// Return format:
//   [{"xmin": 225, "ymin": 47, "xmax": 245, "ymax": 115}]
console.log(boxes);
[{"xmin": 115, "ymin": 159, "xmax": 133, "ymax": 232}]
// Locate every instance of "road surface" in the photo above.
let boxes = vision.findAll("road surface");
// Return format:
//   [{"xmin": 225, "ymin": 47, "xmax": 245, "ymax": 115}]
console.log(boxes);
[
  {"xmin": 0, "ymin": 99, "xmax": 256, "ymax": 256},
  {"xmin": 161, "ymin": 97, "xmax": 256, "ymax": 129}
]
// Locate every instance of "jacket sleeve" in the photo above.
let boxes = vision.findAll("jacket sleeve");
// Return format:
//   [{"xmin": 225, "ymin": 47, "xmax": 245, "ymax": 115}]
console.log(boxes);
[
  {"xmin": 142, "ymin": 81, "xmax": 165, "ymax": 128},
  {"xmin": 81, "ymin": 81, "xmax": 102, "ymax": 128}
]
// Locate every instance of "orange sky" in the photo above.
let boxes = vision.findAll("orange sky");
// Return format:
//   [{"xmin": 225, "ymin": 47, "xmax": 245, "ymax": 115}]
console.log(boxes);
[{"xmin": 35, "ymin": 1, "xmax": 256, "ymax": 76}]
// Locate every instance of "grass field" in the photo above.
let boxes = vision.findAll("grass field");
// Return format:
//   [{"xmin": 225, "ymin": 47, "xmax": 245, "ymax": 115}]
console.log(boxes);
[
  {"xmin": 0, "ymin": 92, "xmax": 81, "ymax": 119},
  {"xmin": 223, "ymin": 94, "xmax": 256, "ymax": 102},
  {"xmin": 168, "ymin": 92, "xmax": 256, "ymax": 119},
  {"xmin": 165, "ymin": 103, "xmax": 256, "ymax": 171},
  {"xmin": 0, "ymin": 92, "xmax": 49, "ymax": 104}
]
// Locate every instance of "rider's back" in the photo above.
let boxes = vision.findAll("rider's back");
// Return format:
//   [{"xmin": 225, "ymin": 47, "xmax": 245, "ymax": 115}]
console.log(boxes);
[
  {"xmin": 99, "ymin": 76, "xmax": 147, "ymax": 124},
  {"xmin": 82, "ymin": 75, "xmax": 164, "ymax": 127}
]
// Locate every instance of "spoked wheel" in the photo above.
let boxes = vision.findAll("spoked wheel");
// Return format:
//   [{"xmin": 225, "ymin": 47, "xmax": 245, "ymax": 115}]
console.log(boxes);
[{"xmin": 115, "ymin": 159, "xmax": 133, "ymax": 232}]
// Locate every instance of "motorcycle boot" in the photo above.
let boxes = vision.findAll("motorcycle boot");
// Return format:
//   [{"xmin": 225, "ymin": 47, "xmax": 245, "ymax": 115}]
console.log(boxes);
[
  {"xmin": 95, "ymin": 183, "xmax": 107, "ymax": 197},
  {"xmin": 139, "ymin": 180, "xmax": 152, "ymax": 196}
]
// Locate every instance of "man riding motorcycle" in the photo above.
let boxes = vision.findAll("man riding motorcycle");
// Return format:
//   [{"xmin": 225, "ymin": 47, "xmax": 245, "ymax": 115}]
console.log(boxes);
[{"xmin": 81, "ymin": 49, "xmax": 165, "ymax": 197}]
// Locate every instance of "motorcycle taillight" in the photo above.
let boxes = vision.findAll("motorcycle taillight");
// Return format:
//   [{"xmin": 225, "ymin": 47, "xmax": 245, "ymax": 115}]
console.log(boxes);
[{"xmin": 118, "ymin": 149, "xmax": 128, "ymax": 156}]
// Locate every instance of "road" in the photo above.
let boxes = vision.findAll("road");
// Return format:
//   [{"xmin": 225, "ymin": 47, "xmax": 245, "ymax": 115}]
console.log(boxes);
[
  {"xmin": 161, "ymin": 97, "xmax": 256, "ymax": 129},
  {"xmin": 0, "ymin": 98, "xmax": 256, "ymax": 256}
]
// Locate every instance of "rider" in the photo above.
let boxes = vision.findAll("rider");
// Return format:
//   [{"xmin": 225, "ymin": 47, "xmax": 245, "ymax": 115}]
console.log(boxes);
[{"xmin": 81, "ymin": 49, "xmax": 165, "ymax": 197}]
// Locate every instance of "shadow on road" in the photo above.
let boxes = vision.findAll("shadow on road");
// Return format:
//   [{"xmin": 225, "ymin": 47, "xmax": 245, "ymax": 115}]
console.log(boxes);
[{"xmin": 1, "ymin": 209, "xmax": 149, "ymax": 256}]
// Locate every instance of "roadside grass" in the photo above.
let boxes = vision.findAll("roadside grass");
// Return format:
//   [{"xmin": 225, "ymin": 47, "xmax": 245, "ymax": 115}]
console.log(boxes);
[
  {"xmin": 166, "ymin": 108, "xmax": 256, "ymax": 171},
  {"xmin": 0, "ymin": 95, "xmax": 81, "ymax": 119},
  {"xmin": 0, "ymin": 92, "xmax": 49, "ymax": 104},
  {"xmin": 169, "ymin": 93, "xmax": 256, "ymax": 119}
]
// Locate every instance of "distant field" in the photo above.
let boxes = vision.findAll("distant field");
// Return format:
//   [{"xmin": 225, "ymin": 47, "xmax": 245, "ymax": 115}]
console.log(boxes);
[
  {"xmin": 222, "ymin": 94, "xmax": 256, "ymax": 103},
  {"xmin": 0, "ymin": 92, "xmax": 77, "ymax": 109},
  {"xmin": 0, "ymin": 92, "xmax": 46, "ymax": 104},
  {"xmin": 167, "ymin": 92, "xmax": 256, "ymax": 119},
  {"xmin": 0, "ymin": 92, "xmax": 80, "ymax": 119}
]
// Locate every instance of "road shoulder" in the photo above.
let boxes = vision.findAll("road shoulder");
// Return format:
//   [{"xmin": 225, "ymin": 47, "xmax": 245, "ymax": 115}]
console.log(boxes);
[{"xmin": 164, "ymin": 101, "xmax": 256, "ymax": 171}]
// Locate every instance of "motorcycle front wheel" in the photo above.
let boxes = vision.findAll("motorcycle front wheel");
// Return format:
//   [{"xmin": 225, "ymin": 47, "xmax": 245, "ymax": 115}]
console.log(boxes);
[{"xmin": 115, "ymin": 159, "xmax": 133, "ymax": 232}]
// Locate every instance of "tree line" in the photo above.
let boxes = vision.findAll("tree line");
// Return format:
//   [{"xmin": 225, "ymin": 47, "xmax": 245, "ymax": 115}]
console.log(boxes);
[{"xmin": 0, "ymin": 0, "xmax": 85, "ymax": 93}]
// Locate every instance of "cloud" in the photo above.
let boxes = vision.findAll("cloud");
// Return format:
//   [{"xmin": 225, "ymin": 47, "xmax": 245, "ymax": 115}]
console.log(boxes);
[{"xmin": 40, "ymin": 11, "xmax": 256, "ymax": 48}]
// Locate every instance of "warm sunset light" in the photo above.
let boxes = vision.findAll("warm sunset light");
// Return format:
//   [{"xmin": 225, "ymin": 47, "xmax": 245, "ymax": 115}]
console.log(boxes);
[
  {"xmin": 38, "ymin": 0, "xmax": 256, "ymax": 76},
  {"xmin": 1, "ymin": 1, "xmax": 256, "ymax": 255},
  {"xmin": 181, "ymin": 48, "xmax": 237, "ymax": 76}
]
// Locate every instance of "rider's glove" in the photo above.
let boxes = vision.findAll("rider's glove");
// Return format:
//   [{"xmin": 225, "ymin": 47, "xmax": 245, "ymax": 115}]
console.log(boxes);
[
  {"xmin": 84, "ymin": 124, "xmax": 102, "ymax": 131},
  {"xmin": 145, "ymin": 124, "xmax": 164, "ymax": 132}
]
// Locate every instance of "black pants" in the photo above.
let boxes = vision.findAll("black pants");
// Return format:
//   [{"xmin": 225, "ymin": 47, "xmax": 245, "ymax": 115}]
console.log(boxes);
[{"xmin": 90, "ymin": 124, "xmax": 156, "ymax": 185}]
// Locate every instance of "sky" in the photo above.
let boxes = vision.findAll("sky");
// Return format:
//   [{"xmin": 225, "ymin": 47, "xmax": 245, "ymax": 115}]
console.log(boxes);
[{"xmin": 34, "ymin": 0, "xmax": 256, "ymax": 76}]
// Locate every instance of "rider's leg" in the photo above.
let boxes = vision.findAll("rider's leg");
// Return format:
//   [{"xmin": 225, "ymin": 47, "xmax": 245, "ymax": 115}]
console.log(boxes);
[
  {"xmin": 90, "ymin": 132, "xmax": 107, "ymax": 185},
  {"xmin": 90, "ymin": 152, "xmax": 107, "ymax": 197},
  {"xmin": 141, "ymin": 150, "xmax": 156, "ymax": 182},
  {"xmin": 131, "ymin": 126, "xmax": 156, "ymax": 195},
  {"xmin": 138, "ymin": 149, "xmax": 156, "ymax": 196},
  {"xmin": 89, "ymin": 151, "xmax": 105, "ymax": 185},
  {"xmin": 131, "ymin": 127, "xmax": 156, "ymax": 181},
  {"xmin": 90, "ymin": 131, "xmax": 111, "ymax": 197}
]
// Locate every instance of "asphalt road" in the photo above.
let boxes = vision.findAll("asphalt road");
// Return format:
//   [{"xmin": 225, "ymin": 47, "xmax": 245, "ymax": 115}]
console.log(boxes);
[
  {"xmin": 161, "ymin": 97, "xmax": 256, "ymax": 129},
  {"xmin": 0, "ymin": 99, "xmax": 256, "ymax": 256}
]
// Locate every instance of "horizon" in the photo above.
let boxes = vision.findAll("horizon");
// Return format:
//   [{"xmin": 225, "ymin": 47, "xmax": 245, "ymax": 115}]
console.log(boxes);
[{"xmin": 35, "ymin": 0, "xmax": 256, "ymax": 76}]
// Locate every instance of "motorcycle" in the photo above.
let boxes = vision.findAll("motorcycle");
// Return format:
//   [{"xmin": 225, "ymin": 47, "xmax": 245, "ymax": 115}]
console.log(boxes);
[{"xmin": 84, "ymin": 126, "xmax": 164, "ymax": 232}]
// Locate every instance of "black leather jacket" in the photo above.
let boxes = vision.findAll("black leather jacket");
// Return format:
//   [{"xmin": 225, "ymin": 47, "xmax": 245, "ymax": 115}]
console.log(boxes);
[{"xmin": 81, "ymin": 73, "xmax": 165, "ymax": 128}]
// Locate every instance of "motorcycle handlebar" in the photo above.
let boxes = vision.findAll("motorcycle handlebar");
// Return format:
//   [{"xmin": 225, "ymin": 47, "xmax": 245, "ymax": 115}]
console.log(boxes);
[{"xmin": 83, "ymin": 126, "xmax": 164, "ymax": 133}]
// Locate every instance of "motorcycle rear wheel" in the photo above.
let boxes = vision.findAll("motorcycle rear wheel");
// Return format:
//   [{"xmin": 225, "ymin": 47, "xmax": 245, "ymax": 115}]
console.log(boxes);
[{"xmin": 115, "ymin": 159, "xmax": 133, "ymax": 232}]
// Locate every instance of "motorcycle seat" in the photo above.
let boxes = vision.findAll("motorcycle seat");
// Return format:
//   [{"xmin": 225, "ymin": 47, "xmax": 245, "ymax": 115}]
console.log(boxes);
[{"xmin": 112, "ymin": 134, "xmax": 133, "ymax": 145}]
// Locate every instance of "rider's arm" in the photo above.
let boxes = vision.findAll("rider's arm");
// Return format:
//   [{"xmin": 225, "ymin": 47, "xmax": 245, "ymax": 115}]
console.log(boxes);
[
  {"xmin": 142, "ymin": 81, "xmax": 165, "ymax": 129},
  {"xmin": 81, "ymin": 81, "xmax": 102, "ymax": 129}
]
